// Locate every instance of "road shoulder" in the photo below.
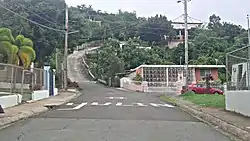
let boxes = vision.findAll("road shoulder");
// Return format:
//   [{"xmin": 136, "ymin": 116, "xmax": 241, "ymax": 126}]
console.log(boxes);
[
  {"xmin": 0, "ymin": 90, "xmax": 81, "ymax": 129},
  {"xmin": 161, "ymin": 95, "xmax": 250, "ymax": 141}
]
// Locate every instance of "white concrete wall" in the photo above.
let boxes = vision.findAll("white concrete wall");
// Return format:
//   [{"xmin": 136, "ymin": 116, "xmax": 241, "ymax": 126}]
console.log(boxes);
[
  {"xmin": 0, "ymin": 82, "xmax": 29, "ymax": 89},
  {"xmin": 225, "ymin": 91, "xmax": 250, "ymax": 117},
  {"xmin": 0, "ymin": 94, "xmax": 22, "ymax": 108},
  {"xmin": 32, "ymin": 90, "xmax": 49, "ymax": 101},
  {"xmin": 54, "ymin": 88, "xmax": 58, "ymax": 96}
]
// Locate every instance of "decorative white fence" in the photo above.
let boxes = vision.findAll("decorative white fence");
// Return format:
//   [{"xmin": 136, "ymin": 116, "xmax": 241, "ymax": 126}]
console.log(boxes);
[{"xmin": 120, "ymin": 77, "xmax": 183, "ymax": 95}]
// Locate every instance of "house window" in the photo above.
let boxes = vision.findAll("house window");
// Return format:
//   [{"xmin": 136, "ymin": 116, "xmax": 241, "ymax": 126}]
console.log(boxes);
[{"xmin": 200, "ymin": 69, "xmax": 211, "ymax": 77}]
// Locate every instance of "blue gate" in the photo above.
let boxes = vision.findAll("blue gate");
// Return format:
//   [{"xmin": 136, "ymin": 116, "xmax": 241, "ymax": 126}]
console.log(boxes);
[{"xmin": 49, "ymin": 70, "xmax": 54, "ymax": 96}]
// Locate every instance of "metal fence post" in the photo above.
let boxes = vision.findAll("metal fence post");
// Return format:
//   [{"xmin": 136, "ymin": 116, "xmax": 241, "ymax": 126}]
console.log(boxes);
[
  {"xmin": 10, "ymin": 65, "xmax": 14, "ymax": 94},
  {"xmin": 226, "ymin": 54, "xmax": 229, "ymax": 90},
  {"xmin": 248, "ymin": 59, "xmax": 250, "ymax": 90},
  {"xmin": 21, "ymin": 70, "xmax": 25, "ymax": 96}
]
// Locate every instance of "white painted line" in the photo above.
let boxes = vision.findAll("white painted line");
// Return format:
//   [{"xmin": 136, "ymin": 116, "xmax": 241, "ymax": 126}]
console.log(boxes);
[
  {"xmin": 73, "ymin": 102, "xmax": 87, "ymax": 110},
  {"xmin": 116, "ymin": 88, "xmax": 129, "ymax": 91},
  {"xmin": 116, "ymin": 102, "xmax": 122, "ymax": 106},
  {"xmin": 150, "ymin": 103, "xmax": 174, "ymax": 108},
  {"xmin": 106, "ymin": 96, "xmax": 127, "ymax": 99},
  {"xmin": 56, "ymin": 108, "xmax": 73, "ymax": 111},
  {"xmin": 91, "ymin": 102, "xmax": 112, "ymax": 106},
  {"xmin": 106, "ymin": 97, "xmax": 126, "ymax": 100},
  {"xmin": 134, "ymin": 103, "xmax": 148, "ymax": 107},
  {"xmin": 66, "ymin": 103, "xmax": 74, "ymax": 106},
  {"xmin": 116, "ymin": 102, "xmax": 123, "ymax": 106},
  {"xmin": 115, "ymin": 102, "xmax": 133, "ymax": 107}
]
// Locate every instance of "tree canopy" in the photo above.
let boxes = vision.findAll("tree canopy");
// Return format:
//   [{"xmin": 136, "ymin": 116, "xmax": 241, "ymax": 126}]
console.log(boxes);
[
  {"xmin": 0, "ymin": 0, "xmax": 248, "ymax": 83},
  {"xmin": 0, "ymin": 28, "xmax": 36, "ymax": 69}
]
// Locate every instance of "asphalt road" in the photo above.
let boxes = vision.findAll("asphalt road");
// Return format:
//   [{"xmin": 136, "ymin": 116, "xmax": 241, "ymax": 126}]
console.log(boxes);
[
  {"xmin": 0, "ymin": 51, "xmax": 233, "ymax": 141},
  {"xmin": 0, "ymin": 82, "xmax": 232, "ymax": 141}
]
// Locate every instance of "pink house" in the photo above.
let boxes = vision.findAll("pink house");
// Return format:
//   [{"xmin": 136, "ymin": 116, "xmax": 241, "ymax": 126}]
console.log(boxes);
[{"xmin": 131, "ymin": 65, "xmax": 225, "ymax": 83}]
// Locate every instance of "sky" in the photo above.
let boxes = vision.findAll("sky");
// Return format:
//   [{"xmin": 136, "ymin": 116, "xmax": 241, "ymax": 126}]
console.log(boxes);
[{"xmin": 65, "ymin": 0, "xmax": 250, "ymax": 28}]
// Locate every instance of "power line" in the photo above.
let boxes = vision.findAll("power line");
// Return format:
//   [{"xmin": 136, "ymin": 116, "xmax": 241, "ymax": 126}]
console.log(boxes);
[
  {"xmin": 2, "ymin": 5, "xmax": 19, "ymax": 16},
  {"xmin": 26, "ymin": 2, "xmax": 64, "ymax": 27},
  {"xmin": 0, "ymin": 4, "xmax": 65, "ymax": 33},
  {"xmin": 16, "ymin": 3, "xmax": 64, "ymax": 29}
]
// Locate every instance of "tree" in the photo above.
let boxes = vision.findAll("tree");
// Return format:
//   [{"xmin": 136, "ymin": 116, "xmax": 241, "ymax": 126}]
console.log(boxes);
[
  {"xmin": 208, "ymin": 14, "xmax": 222, "ymax": 30},
  {"xmin": 1, "ymin": 1, "xmax": 248, "ymax": 78},
  {"xmin": 0, "ymin": 28, "xmax": 36, "ymax": 69},
  {"xmin": 0, "ymin": 28, "xmax": 17, "ymax": 64},
  {"xmin": 15, "ymin": 35, "xmax": 36, "ymax": 69},
  {"xmin": 136, "ymin": 15, "xmax": 175, "ymax": 45},
  {"xmin": 0, "ymin": 0, "xmax": 65, "ymax": 67}
]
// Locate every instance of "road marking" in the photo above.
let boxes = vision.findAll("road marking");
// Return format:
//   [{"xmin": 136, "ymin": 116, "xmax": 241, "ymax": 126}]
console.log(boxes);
[
  {"xmin": 134, "ymin": 103, "xmax": 148, "ymax": 107},
  {"xmin": 57, "ymin": 108, "xmax": 73, "ymax": 111},
  {"xmin": 108, "ymin": 92, "xmax": 115, "ymax": 95},
  {"xmin": 116, "ymin": 88, "xmax": 129, "ymax": 91},
  {"xmin": 57, "ymin": 102, "xmax": 174, "ymax": 110},
  {"xmin": 116, "ymin": 102, "xmax": 122, "ymax": 106},
  {"xmin": 106, "ymin": 97, "xmax": 126, "ymax": 100},
  {"xmin": 115, "ymin": 102, "xmax": 133, "ymax": 107},
  {"xmin": 66, "ymin": 103, "xmax": 74, "ymax": 106},
  {"xmin": 106, "ymin": 97, "xmax": 114, "ymax": 99},
  {"xmin": 73, "ymin": 102, "xmax": 87, "ymax": 110},
  {"xmin": 150, "ymin": 103, "xmax": 174, "ymax": 108},
  {"xmin": 91, "ymin": 102, "xmax": 112, "ymax": 106}
]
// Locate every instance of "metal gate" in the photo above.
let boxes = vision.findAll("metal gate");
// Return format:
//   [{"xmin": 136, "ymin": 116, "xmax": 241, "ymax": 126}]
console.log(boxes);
[{"xmin": 49, "ymin": 70, "xmax": 54, "ymax": 96}]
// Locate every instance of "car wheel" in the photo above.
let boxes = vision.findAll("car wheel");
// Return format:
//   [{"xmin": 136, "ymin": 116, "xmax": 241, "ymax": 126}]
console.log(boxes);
[{"xmin": 214, "ymin": 92, "xmax": 219, "ymax": 94}]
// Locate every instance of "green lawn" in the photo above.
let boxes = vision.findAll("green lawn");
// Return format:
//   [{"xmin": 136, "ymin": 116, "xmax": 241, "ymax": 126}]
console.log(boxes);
[{"xmin": 180, "ymin": 92, "xmax": 225, "ymax": 108}]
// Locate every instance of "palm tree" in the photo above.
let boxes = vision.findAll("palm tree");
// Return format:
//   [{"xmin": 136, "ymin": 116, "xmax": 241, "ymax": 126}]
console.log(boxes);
[
  {"xmin": 0, "ymin": 28, "xmax": 16, "ymax": 64},
  {"xmin": 15, "ymin": 35, "xmax": 36, "ymax": 69},
  {"xmin": 0, "ymin": 28, "xmax": 36, "ymax": 69}
]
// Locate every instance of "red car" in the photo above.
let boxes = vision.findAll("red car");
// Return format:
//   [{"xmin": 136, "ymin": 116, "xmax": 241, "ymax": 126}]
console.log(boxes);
[{"xmin": 181, "ymin": 84, "xmax": 224, "ymax": 95}]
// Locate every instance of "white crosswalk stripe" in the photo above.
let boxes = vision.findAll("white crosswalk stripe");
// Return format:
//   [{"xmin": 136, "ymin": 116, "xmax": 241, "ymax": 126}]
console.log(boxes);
[
  {"xmin": 106, "ymin": 97, "xmax": 126, "ymax": 100},
  {"xmin": 57, "ymin": 102, "xmax": 174, "ymax": 111},
  {"xmin": 134, "ymin": 103, "xmax": 148, "ymax": 107},
  {"xmin": 73, "ymin": 102, "xmax": 88, "ymax": 110},
  {"xmin": 91, "ymin": 102, "xmax": 112, "ymax": 106},
  {"xmin": 66, "ymin": 103, "xmax": 74, "ymax": 106},
  {"xmin": 150, "ymin": 103, "xmax": 174, "ymax": 108}
]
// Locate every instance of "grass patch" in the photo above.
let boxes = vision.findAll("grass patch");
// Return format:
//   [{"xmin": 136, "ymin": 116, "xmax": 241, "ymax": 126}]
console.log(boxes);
[
  {"xmin": 180, "ymin": 92, "xmax": 225, "ymax": 108},
  {"xmin": 160, "ymin": 95, "xmax": 178, "ymax": 104}
]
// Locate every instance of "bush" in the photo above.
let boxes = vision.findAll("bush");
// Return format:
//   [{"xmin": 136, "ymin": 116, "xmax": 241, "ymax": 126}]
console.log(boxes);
[
  {"xmin": 133, "ymin": 73, "xmax": 143, "ymax": 85},
  {"xmin": 133, "ymin": 73, "xmax": 142, "ymax": 81}
]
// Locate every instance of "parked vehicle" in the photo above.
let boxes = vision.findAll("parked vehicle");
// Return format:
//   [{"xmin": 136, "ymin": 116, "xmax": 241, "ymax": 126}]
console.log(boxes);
[{"xmin": 181, "ymin": 83, "xmax": 224, "ymax": 94}]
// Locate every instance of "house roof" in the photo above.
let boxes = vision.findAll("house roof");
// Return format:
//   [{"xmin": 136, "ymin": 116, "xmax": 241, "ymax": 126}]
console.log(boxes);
[
  {"xmin": 171, "ymin": 14, "xmax": 203, "ymax": 29},
  {"xmin": 130, "ymin": 64, "xmax": 226, "ymax": 71}
]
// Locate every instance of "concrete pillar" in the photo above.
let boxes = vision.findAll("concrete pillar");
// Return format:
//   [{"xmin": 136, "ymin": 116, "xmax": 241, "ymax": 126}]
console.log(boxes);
[
  {"xmin": 53, "ymin": 69, "xmax": 56, "ymax": 89},
  {"xmin": 44, "ymin": 66, "xmax": 50, "ymax": 90},
  {"xmin": 224, "ymin": 83, "xmax": 227, "ymax": 92}
]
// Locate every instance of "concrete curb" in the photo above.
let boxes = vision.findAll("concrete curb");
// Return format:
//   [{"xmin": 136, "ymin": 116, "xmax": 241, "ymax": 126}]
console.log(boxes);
[
  {"xmin": 162, "ymin": 96, "xmax": 250, "ymax": 141},
  {"xmin": 44, "ymin": 91, "xmax": 81, "ymax": 108},
  {"xmin": 0, "ymin": 90, "xmax": 81, "ymax": 129}
]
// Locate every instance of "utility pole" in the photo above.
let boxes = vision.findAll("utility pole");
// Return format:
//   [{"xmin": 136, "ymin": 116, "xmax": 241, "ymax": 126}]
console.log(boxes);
[
  {"xmin": 63, "ymin": 4, "xmax": 68, "ymax": 91},
  {"xmin": 247, "ymin": 14, "xmax": 250, "ymax": 89},
  {"xmin": 177, "ymin": 0, "xmax": 190, "ymax": 87},
  {"xmin": 183, "ymin": 0, "xmax": 189, "ymax": 87},
  {"xmin": 248, "ymin": 14, "xmax": 250, "ymax": 45},
  {"xmin": 55, "ymin": 48, "xmax": 58, "ymax": 71}
]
